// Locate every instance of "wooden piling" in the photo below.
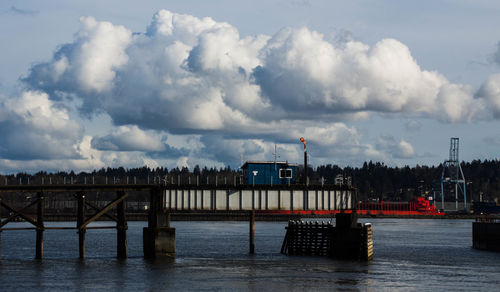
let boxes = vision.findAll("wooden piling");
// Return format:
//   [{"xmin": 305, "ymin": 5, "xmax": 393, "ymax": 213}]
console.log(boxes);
[
  {"xmin": 362, "ymin": 223, "xmax": 373, "ymax": 261},
  {"xmin": 116, "ymin": 191, "xmax": 128, "ymax": 259},
  {"xmin": 76, "ymin": 192, "xmax": 86, "ymax": 259},
  {"xmin": 35, "ymin": 192, "xmax": 44, "ymax": 259},
  {"xmin": 249, "ymin": 210, "xmax": 255, "ymax": 254}
]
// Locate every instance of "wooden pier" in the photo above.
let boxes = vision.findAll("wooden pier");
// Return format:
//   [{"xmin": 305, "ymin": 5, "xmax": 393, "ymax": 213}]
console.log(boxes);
[
  {"xmin": 0, "ymin": 183, "xmax": 354, "ymax": 260},
  {"xmin": 0, "ymin": 184, "xmax": 162, "ymax": 259}
]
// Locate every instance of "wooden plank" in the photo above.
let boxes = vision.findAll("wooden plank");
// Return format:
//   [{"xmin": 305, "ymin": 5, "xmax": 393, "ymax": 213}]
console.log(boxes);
[
  {"xmin": 36, "ymin": 192, "xmax": 44, "ymax": 259},
  {"xmin": 80, "ymin": 193, "xmax": 128, "ymax": 229},
  {"xmin": 84, "ymin": 200, "xmax": 118, "ymax": 222},
  {"xmin": 0, "ymin": 199, "xmax": 39, "ymax": 227},
  {"xmin": 86, "ymin": 226, "xmax": 117, "ymax": 230},
  {"xmin": 0, "ymin": 184, "xmax": 156, "ymax": 193},
  {"xmin": 0, "ymin": 227, "xmax": 38, "ymax": 231}
]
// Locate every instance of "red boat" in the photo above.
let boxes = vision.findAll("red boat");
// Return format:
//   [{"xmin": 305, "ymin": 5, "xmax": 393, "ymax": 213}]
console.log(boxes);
[{"xmin": 356, "ymin": 196, "xmax": 445, "ymax": 216}]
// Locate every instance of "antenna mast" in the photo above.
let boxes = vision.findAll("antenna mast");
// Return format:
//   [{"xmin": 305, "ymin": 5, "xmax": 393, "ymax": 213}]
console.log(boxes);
[{"xmin": 273, "ymin": 144, "xmax": 278, "ymax": 171}]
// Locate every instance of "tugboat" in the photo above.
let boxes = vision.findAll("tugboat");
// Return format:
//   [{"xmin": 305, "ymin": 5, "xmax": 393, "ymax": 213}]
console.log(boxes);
[{"xmin": 413, "ymin": 196, "xmax": 440, "ymax": 214}]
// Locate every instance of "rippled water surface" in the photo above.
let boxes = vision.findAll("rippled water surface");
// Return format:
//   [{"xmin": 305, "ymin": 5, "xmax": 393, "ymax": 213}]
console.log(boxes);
[{"xmin": 1, "ymin": 219, "xmax": 499, "ymax": 291}]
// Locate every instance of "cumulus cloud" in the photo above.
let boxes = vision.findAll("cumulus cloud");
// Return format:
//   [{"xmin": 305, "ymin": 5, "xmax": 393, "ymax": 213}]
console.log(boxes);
[
  {"xmin": 0, "ymin": 91, "xmax": 83, "ymax": 160},
  {"xmin": 25, "ymin": 9, "xmax": 499, "ymax": 133},
  {"xmin": 4, "ymin": 9, "xmax": 500, "ymax": 171}
]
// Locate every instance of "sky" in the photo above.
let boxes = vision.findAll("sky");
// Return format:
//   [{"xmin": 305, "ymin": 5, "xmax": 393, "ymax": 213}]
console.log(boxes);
[{"xmin": 1, "ymin": 0, "xmax": 500, "ymax": 173}]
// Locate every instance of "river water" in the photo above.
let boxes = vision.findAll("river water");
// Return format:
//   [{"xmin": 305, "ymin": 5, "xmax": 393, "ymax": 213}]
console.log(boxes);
[{"xmin": 0, "ymin": 218, "xmax": 499, "ymax": 291}]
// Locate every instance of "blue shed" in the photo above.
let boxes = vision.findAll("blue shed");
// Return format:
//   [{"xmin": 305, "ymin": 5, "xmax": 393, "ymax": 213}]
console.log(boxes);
[{"xmin": 241, "ymin": 161, "xmax": 297, "ymax": 185}]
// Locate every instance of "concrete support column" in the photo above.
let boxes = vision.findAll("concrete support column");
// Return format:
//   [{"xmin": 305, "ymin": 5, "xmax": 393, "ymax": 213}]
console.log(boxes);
[{"xmin": 143, "ymin": 187, "xmax": 175, "ymax": 258}]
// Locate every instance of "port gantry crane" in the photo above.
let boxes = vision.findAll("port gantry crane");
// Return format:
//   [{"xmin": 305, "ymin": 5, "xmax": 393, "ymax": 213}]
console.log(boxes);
[{"xmin": 440, "ymin": 137, "xmax": 467, "ymax": 212}]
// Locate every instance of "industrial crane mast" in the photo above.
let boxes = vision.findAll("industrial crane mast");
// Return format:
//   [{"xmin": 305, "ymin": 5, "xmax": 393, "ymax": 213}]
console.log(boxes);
[{"xmin": 440, "ymin": 137, "xmax": 467, "ymax": 211}]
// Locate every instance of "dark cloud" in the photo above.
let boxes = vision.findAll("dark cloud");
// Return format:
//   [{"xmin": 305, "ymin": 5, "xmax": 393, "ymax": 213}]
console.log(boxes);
[
  {"xmin": 376, "ymin": 135, "xmax": 416, "ymax": 159},
  {"xmin": 10, "ymin": 6, "xmax": 37, "ymax": 16},
  {"xmin": 91, "ymin": 126, "xmax": 165, "ymax": 152},
  {"xmin": 494, "ymin": 41, "xmax": 500, "ymax": 66}
]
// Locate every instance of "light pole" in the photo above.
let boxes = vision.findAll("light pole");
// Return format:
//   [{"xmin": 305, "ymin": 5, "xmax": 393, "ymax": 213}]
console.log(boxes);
[{"xmin": 300, "ymin": 137, "xmax": 307, "ymax": 184}]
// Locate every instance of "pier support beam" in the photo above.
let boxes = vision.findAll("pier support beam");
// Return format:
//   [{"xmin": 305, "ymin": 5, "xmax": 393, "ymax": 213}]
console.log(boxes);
[
  {"xmin": 36, "ymin": 192, "xmax": 44, "ymax": 259},
  {"xmin": 143, "ymin": 188, "xmax": 175, "ymax": 258},
  {"xmin": 76, "ymin": 192, "xmax": 86, "ymax": 259},
  {"xmin": 473, "ymin": 219, "xmax": 500, "ymax": 251},
  {"xmin": 116, "ymin": 191, "xmax": 128, "ymax": 259},
  {"xmin": 330, "ymin": 212, "xmax": 367, "ymax": 260},
  {"xmin": 249, "ymin": 210, "xmax": 255, "ymax": 254}
]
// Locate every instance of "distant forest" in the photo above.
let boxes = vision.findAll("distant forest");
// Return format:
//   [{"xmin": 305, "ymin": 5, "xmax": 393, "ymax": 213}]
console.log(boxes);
[{"xmin": 1, "ymin": 159, "xmax": 500, "ymax": 202}]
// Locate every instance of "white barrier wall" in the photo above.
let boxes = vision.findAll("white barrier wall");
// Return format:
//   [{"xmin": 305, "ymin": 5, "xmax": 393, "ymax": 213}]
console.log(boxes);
[
  {"xmin": 268, "ymin": 190, "xmax": 279, "ymax": 210},
  {"xmin": 228, "ymin": 190, "xmax": 240, "ymax": 210},
  {"xmin": 279, "ymin": 190, "xmax": 289, "ymax": 210},
  {"xmin": 164, "ymin": 188, "xmax": 353, "ymax": 211},
  {"xmin": 202, "ymin": 190, "xmax": 211, "ymax": 210}
]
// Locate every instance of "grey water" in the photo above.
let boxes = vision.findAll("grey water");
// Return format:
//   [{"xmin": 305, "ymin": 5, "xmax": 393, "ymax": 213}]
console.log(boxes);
[{"xmin": 0, "ymin": 219, "xmax": 499, "ymax": 291}]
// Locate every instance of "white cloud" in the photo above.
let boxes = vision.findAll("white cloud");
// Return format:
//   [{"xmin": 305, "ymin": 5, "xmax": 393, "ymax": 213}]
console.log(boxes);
[
  {"xmin": 74, "ymin": 17, "xmax": 132, "ymax": 92},
  {"xmin": 5, "ymin": 9, "xmax": 500, "ymax": 171},
  {"xmin": 26, "ymin": 9, "xmax": 497, "ymax": 136},
  {"xmin": 176, "ymin": 156, "xmax": 190, "ymax": 169},
  {"xmin": 0, "ymin": 91, "xmax": 83, "ymax": 160}
]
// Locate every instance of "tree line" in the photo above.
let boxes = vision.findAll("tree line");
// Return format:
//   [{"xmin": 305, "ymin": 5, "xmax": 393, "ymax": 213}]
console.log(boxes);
[{"xmin": 1, "ymin": 159, "xmax": 499, "ymax": 202}]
